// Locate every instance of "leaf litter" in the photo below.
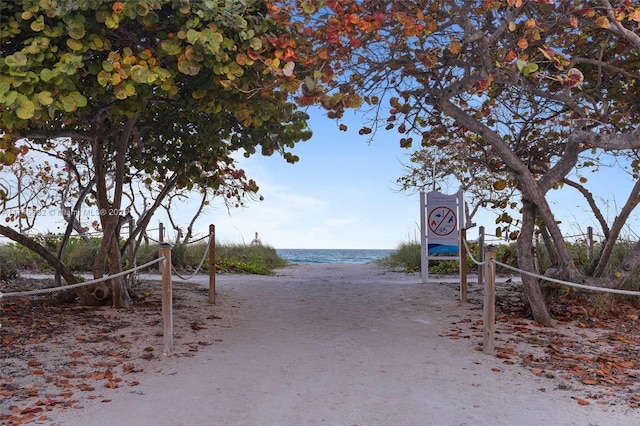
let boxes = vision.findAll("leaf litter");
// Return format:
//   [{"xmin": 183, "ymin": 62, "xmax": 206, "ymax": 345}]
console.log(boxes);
[
  {"xmin": 441, "ymin": 279, "xmax": 640, "ymax": 409},
  {"xmin": 0, "ymin": 277, "xmax": 231, "ymax": 425}
]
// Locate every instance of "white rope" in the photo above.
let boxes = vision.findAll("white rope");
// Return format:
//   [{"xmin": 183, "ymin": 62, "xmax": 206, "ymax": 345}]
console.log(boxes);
[
  {"xmin": 171, "ymin": 234, "xmax": 212, "ymax": 281},
  {"xmin": 463, "ymin": 239, "xmax": 485, "ymax": 266},
  {"xmin": 492, "ymin": 259, "xmax": 640, "ymax": 296},
  {"xmin": 0, "ymin": 257, "xmax": 165, "ymax": 298}
]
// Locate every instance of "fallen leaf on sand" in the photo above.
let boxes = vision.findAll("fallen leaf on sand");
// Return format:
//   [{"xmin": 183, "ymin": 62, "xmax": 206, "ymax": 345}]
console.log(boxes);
[{"xmin": 573, "ymin": 397, "xmax": 590, "ymax": 405}]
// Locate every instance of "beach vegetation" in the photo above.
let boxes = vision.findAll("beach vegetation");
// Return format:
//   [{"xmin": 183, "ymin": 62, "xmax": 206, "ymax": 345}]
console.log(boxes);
[{"xmin": 0, "ymin": 239, "xmax": 284, "ymax": 277}]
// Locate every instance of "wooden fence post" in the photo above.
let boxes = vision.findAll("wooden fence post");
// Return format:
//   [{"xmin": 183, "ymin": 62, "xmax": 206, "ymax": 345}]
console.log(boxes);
[
  {"xmin": 478, "ymin": 226, "xmax": 485, "ymax": 288},
  {"xmin": 208, "ymin": 224, "xmax": 216, "ymax": 304},
  {"xmin": 128, "ymin": 216, "xmax": 136, "ymax": 277},
  {"xmin": 483, "ymin": 245, "xmax": 497, "ymax": 355},
  {"xmin": 159, "ymin": 222, "xmax": 164, "ymax": 243},
  {"xmin": 159, "ymin": 244, "xmax": 173, "ymax": 355},
  {"xmin": 460, "ymin": 228, "xmax": 467, "ymax": 302}
]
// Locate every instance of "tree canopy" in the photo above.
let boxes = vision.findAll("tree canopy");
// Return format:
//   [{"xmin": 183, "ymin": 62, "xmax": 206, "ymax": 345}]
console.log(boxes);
[
  {"xmin": 0, "ymin": 0, "xmax": 350, "ymax": 307},
  {"xmin": 283, "ymin": 0, "xmax": 640, "ymax": 324}
]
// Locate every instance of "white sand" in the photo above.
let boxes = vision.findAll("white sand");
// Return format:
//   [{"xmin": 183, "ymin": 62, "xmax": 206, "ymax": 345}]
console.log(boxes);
[{"xmin": 49, "ymin": 263, "xmax": 635, "ymax": 426}]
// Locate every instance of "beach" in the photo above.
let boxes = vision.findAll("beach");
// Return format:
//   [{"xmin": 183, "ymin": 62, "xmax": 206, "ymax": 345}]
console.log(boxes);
[{"xmin": 2, "ymin": 263, "xmax": 637, "ymax": 425}]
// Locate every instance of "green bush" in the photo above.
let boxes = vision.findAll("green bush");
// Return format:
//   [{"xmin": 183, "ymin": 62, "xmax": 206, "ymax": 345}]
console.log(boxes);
[
  {"xmin": 0, "ymin": 245, "xmax": 18, "ymax": 280},
  {"xmin": 378, "ymin": 240, "xmax": 477, "ymax": 274},
  {"xmin": 215, "ymin": 243, "xmax": 287, "ymax": 271},
  {"xmin": 64, "ymin": 238, "xmax": 101, "ymax": 271},
  {"xmin": 0, "ymin": 237, "xmax": 288, "ymax": 276},
  {"xmin": 377, "ymin": 241, "xmax": 420, "ymax": 272}
]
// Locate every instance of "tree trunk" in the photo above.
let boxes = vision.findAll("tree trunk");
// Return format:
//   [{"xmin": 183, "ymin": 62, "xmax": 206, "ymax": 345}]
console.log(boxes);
[
  {"xmin": 56, "ymin": 181, "xmax": 95, "ymax": 287},
  {"xmin": 517, "ymin": 200, "xmax": 554, "ymax": 326},
  {"xmin": 91, "ymin": 115, "xmax": 139, "ymax": 308},
  {"xmin": 107, "ymin": 233, "xmax": 132, "ymax": 309}
]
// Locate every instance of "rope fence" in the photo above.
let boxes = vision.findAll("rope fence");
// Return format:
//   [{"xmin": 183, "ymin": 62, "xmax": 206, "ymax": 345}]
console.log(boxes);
[
  {"xmin": 0, "ymin": 223, "xmax": 219, "ymax": 354},
  {"xmin": 0, "ymin": 257, "xmax": 164, "ymax": 299},
  {"xmin": 171, "ymin": 233, "xmax": 213, "ymax": 281},
  {"xmin": 468, "ymin": 228, "xmax": 640, "ymax": 356}
]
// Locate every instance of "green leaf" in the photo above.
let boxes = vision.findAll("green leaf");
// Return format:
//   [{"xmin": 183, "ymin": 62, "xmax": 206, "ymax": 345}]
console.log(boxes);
[
  {"xmin": 249, "ymin": 37, "xmax": 262, "ymax": 50},
  {"xmin": 16, "ymin": 96, "xmax": 35, "ymax": 119},
  {"xmin": 40, "ymin": 68, "xmax": 55, "ymax": 82},
  {"xmin": 5, "ymin": 53, "xmax": 28, "ymax": 68},
  {"xmin": 131, "ymin": 65, "xmax": 151, "ymax": 83},
  {"xmin": 187, "ymin": 29, "xmax": 200, "ymax": 44},
  {"xmin": 301, "ymin": 0, "xmax": 317, "ymax": 14},
  {"xmin": 66, "ymin": 38, "xmax": 84, "ymax": 51},
  {"xmin": 159, "ymin": 39, "xmax": 181, "ymax": 56},
  {"xmin": 0, "ymin": 82, "xmax": 10, "ymax": 95},
  {"xmin": 30, "ymin": 16, "xmax": 45, "ymax": 32},
  {"xmin": 516, "ymin": 59, "xmax": 538, "ymax": 76},
  {"xmin": 3, "ymin": 91, "xmax": 18, "ymax": 106},
  {"xmin": 304, "ymin": 76, "xmax": 315, "ymax": 93},
  {"xmin": 98, "ymin": 70, "xmax": 111, "ymax": 87},
  {"xmin": 37, "ymin": 91, "xmax": 54, "ymax": 105},
  {"xmin": 68, "ymin": 26, "xmax": 86, "ymax": 40},
  {"xmin": 60, "ymin": 92, "xmax": 87, "ymax": 112},
  {"xmin": 178, "ymin": 59, "xmax": 201, "ymax": 76}
]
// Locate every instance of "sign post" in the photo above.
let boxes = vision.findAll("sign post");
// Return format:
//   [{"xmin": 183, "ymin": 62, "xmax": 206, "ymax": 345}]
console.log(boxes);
[{"xmin": 420, "ymin": 190, "xmax": 465, "ymax": 284}]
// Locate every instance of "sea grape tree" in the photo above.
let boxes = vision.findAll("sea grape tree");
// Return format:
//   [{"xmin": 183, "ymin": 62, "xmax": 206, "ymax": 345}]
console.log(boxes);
[
  {"xmin": 0, "ymin": 0, "xmax": 349, "ymax": 307},
  {"xmin": 282, "ymin": 0, "xmax": 640, "ymax": 324}
]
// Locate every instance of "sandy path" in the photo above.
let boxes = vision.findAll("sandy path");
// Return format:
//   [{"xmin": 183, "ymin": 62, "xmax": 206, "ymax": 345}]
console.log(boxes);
[{"xmin": 49, "ymin": 263, "xmax": 634, "ymax": 426}]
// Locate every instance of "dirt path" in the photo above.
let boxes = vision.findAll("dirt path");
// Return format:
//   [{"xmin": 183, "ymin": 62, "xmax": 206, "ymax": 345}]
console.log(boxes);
[{"xmin": 8, "ymin": 264, "xmax": 638, "ymax": 425}]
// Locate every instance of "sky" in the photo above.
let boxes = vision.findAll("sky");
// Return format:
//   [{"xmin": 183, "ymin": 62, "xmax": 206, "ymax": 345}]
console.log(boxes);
[
  {"xmin": 182, "ymin": 109, "xmax": 427, "ymax": 250},
  {"xmin": 3, "ymin": 108, "xmax": 638, "ymax": 250},
  {"xmin": 182, "ymin": 106, "xmax": 640, "ymax": 250}
]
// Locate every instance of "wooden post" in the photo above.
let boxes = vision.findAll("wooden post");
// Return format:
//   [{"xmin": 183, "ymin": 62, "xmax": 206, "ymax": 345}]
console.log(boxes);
[
  {"xmin": 128, "ymin": 216, "xmax": 135, "ymax": 275},
  {"xmin": 159, "ymin": 244, "xmax": 173, "ymax": 355},
  {"xmin": 483, "ymin": 245, "xmax": 497, "ymax": 355},
  {"xmin": 208, "ymin": 224, "xmax": 216, "ymax": 304},
  {"xmin": 478, "ymin": 226, "xmax": 485, "ymax": 288},
  {"xmin": 460, "ymin": 228, "xmax": 467, "ymax": 302},
  {"xmin": 159, "ymin": 222, "xmax": 164, "ymax": 243},
  {"xmin": 420, "ymin": 191, "xmax": 428, "ymax": 284},
  {"xmin": 587, "ymin": 226, "xmax": 593, "ymax": 258}
]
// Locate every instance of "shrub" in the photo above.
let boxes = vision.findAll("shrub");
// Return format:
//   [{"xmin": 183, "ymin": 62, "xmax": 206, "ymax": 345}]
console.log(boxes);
[
  {"xmin": 0, "ymin": 245, "xmax": 18, "ymax": 280},
  {"xmin": 377, "ymin": 241, "xmax": 420, "ymax": 272}
]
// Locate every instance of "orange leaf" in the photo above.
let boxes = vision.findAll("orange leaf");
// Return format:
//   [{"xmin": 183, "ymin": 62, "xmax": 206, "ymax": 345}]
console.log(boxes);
[
  {"xmin": 582, "ymin": 378, "xmax": 598, "ymax": 385},
  {"xmin": 517, "ymin": 38, "xmax": 528, "ymax": 49},
  {"xmin": 449, "ymin": 40, "xmax": 462, "ymax": 55},
  {"xmin": 91, "ymin": 371, "xmax": 106, "ymax": 380},
  {"xmin": 112, "ymin": 2, "xmax": 123, "ymax": 14},
  {"xmin": 570, "ymin": 15, "xmax": 579, "ymax": 28},
  {"xmin": 574, "ymin": 397, "xmax": 590, "ymax": 406},
  {"xmin": 505, "ymin": 49, "xmax": 517, "ymax": 62},
  {"xmin": 595, "ymin": 15, "xmax": 610, "ymax": 28}
]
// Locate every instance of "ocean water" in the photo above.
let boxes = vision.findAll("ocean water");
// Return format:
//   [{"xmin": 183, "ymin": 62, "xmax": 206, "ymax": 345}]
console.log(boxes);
[{"xmin": 276, "ymin": 249, "xmax": 395, "ymax": 264}]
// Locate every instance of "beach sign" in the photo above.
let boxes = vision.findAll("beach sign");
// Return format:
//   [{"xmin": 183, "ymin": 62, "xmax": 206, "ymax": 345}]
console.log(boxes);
[
  {"xmin": 426, "ymin": 191, "xmax": 460, "ymax": 255},
  {"xmin": 419, "ymin": 189, "xmax": 465, "ymax": 284}
]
